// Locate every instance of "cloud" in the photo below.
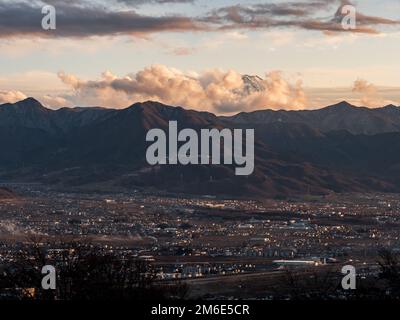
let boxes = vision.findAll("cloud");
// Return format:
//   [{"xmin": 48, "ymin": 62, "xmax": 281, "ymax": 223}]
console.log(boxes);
[
  {"xmin": 41, "ymin": 95, "xmax": 73, "ymax": 108},
  {"xmin": 0, "ymin": 1, "xmax": 204, "ymax": 39},
  {"xmin": 57, "ymin": 65, "xmax": 308, "ymax": 113},
  {"xmin": 0, "ymin": 90, "xmax": 27, "ymax": 104},
  {"xmin": 170, "ymin": 47, "xmax": 196, "ymax": 56},
  {"xmin": 204, "ymin": 0, "xmax": 400, "ymax": 35},
  {"xmin": 0, "ymin": 0, "xmax": 398, "ymax": 39},
  {"xmin": 352, "ymin": 79, "xmax": 383, "ymax": 107},
  {"xmin": 0, "ymin": 89, "xmax": 72, "ymax": 109},
  {"xmin": 3, "ymin": 73, "xmax": 398, "ymax": 111}
]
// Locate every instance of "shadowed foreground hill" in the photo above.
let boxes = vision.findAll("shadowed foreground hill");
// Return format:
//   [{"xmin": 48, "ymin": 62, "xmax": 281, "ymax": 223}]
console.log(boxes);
[{"xmin": 1, "ymin": 98, "xmax": 400, "ymax": 198}]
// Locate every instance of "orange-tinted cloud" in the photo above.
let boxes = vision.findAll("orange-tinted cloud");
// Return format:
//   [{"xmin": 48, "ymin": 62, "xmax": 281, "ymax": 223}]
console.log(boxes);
[
  {"xmin": 352, "ymin": 78, "xmax": 383, "ymax": 107},
  {"xmin": 58, "ymin": 65, "xmax": 308, "ymax": 114},
  {"xmin": 0, "ymin": 90, "xmax": 27, "ymax": 104},
  {"xmin": 0, "ymin": 90, "xmax": 73, "ymax": 109},
  {"xmin": 41, "ymin": 95, "xmax": 73, "ymax": 108}
]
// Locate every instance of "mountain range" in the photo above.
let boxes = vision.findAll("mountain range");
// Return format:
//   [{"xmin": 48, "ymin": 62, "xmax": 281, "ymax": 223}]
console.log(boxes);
[{"xmin": 1, "ymin": 97, "xmax": 400, "ymax": 198}]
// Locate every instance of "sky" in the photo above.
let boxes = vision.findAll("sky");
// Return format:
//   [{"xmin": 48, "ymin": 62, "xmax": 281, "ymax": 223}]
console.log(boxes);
[{"xmin": 0, "ymin": 0, "xmax": 399, "ymax": 114}]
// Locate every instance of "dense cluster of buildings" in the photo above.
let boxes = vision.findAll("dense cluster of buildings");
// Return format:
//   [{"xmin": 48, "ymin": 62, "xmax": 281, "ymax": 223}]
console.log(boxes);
[{"xmin": 1, "ymin": 184, "xmax": 400, "ymax": 282}]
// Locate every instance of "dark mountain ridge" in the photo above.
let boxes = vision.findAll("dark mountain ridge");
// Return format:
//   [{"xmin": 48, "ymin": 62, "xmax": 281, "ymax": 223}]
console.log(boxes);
[
  {"xmin": 1, "ymin": 98, "xmax": 400, "ymax": 197},
  {"xmin": 225, "ymin": 101, "xmax": 400, "ymax": 135}
]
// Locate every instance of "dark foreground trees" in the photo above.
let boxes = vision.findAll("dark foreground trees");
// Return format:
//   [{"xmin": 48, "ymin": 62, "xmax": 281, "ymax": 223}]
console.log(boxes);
[
  {"xmin": 0, "ymin": 239, "xmax": 188, "ymax": 301},
  {"xmin": 378, "ymin": 249, "xmax": 400, "ymax": 297}
]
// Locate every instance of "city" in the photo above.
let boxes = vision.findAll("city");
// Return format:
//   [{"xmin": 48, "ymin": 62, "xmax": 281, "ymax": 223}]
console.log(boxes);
[{"xmin": 1, "ymin": 183, "xmax": 399, "ymax": 299}]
